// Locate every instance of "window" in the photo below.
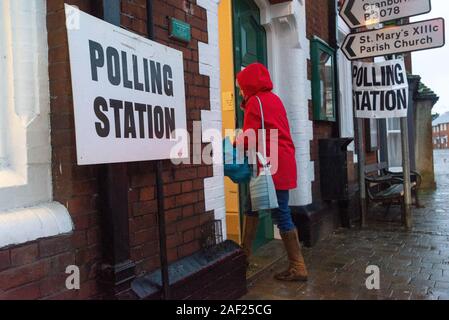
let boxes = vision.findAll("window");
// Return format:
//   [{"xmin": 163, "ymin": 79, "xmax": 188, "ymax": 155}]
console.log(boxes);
[
  {"xmin": 0, "ymin": 16, "xmax": 7, "ymax": 169},
  {"xmin": 311, "ymin": 37, "xmax": 337, "ymax": 122},
  {"xmin": 0, "ymin": 0, "xmax": 72, "ymax": 248},
  {"xmin": 366, "ymin": 119, "xmax": 379, "ymax": 152},
  {"xmin": 386, "ymin": 118, "xmax": 402, "ymax": 168}
]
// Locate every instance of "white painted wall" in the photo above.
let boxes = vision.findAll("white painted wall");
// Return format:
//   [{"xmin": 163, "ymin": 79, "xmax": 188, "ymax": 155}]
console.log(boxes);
[
  {"xmin": 196, "ymin": 0, "xmax": 321, "ymax": 242},
  {"xmin": 197, "ymin": 0, "xmax": 227, "ymax": 239},
  {"xmin": 256, "ymin": 0, "xmax": 314, "ymax": 207},
  {"xmin": 0, "ymin": 0, "xmax": 73, "ymax": 248}
]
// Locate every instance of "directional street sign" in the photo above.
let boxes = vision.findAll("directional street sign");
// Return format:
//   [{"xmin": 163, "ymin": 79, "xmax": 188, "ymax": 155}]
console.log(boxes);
[
  {"xmin": 342, "ymin": 18, "xmax": 445, "ymax": 60},
  {"xmin": 340, "ymin": 0, "xmax": 432, "ymax": 29}
]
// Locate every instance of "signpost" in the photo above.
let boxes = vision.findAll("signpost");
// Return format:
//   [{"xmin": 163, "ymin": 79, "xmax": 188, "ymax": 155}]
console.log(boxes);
[
  {"xmin": 340, "ymin": 0, "xmax": 446, "ymax": 229},
  {"xmin": 340, "ymin": 0, "xmax": 431, "ymax": 29},
  {"xmin": 342, "ymin": 18, "xmax": 445, "ymax": 60}
]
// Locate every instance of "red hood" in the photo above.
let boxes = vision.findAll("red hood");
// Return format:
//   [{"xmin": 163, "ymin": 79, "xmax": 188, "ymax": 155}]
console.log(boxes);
[{"xmin": 237, "ymin": 63, "xmax": 273, "ymax": 99}]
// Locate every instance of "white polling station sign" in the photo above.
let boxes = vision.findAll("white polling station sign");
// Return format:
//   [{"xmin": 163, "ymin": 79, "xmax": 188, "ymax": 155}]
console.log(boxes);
[
  {"xmin": 353, "ymin": 59, "xmax": 409, "ymax": 119},
  {"xmin": 65, "ymin": 5, "xmax": 188, "ymax": 165}
]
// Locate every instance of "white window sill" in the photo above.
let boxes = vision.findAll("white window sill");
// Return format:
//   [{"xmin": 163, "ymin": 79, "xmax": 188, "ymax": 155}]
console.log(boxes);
[
  {"xmin": 0, "ymin": 202, "xmax": 73, "ymax": 249},
  {"xmin": 0, "ymin": 168, "xmax": 26, "ymax": 189}
]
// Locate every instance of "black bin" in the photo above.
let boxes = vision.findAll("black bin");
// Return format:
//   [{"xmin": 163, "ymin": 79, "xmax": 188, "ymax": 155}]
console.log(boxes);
[{"xmin": 319, "ymin": 138, "xmax": 354, "ymax": 201}]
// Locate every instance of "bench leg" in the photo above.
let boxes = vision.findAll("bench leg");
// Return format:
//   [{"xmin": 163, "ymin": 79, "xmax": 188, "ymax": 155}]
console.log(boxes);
[
  {"xmin": 400, "ymin": 199, "xmax": 406, "ymax": 226},
  {"xmin": 384, "ymin": 203, "xmax": 391, "ymax": 218},
  {"xmin": 413, "ymin": 189, "xmax": 424, "ymax": 209}
]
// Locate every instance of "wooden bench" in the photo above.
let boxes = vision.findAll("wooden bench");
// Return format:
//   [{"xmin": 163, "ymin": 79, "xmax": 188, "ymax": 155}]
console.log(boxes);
[{"xmin": 365, "ymin": 162, "xmax": 423, "ymax": 219}]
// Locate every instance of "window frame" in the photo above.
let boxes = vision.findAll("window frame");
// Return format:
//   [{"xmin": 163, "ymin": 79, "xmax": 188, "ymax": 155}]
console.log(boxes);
[
  {"xmin": 311, "ymin": 37, "xmax": 337, "ymax": 122},
  {"xmin": 365, "ymin": 118, "xmax": 380, "ymax": 152},
  {"xmin": 0, "ymin": 0, "xmax": 73, "ymax": 249}
]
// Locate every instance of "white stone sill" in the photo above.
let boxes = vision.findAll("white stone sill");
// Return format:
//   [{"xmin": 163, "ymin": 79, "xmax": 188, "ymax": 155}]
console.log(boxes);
[
  {"xmin": 0, "ymin": 168, "xmax": 26, "ymax": 189},
  {"xmin": 0, "ymin": 202, "xmax": 73, "ymax": 249}
]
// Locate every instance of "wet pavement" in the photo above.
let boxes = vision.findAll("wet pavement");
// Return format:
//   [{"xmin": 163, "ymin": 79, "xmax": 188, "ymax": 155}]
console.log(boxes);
[{"xmin": 243, "ymin": 150, "xmax": 449, "ymax": 300}]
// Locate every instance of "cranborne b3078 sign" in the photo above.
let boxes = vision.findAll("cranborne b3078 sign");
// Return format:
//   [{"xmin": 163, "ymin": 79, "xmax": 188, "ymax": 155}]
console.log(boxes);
[
  {"xmin": 65, "ymin": 5, "xmax": 188, "ymax": 165},
  {"xmin": 340, "ymin": 0, "xmax": 432, "ymax": 29}
]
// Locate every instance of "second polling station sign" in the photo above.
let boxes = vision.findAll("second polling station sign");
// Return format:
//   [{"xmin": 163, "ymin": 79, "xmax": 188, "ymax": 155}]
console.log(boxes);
[
  {"xmin": 353, "ymin": 59, "xmax": 409, "ymax": 119},
  {"xmin": 65, "ymin": 5, "xmax": 188, "ymax": 165}
]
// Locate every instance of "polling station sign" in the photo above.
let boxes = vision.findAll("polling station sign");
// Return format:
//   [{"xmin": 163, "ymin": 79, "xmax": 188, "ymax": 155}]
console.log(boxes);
[
  {"xmin": 65, "ymin": 5, "xmax": 188, "ymax": 165},
  {"xmin": 353, "ymin": 59, "xmax": 409, "ymax": 119}
]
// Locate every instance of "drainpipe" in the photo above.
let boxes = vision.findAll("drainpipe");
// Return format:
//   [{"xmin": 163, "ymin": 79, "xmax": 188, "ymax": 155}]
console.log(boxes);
[
  {"xmin": 146, "ymin": 0, "xmax": 171, "ymax": 300},
  {"xmin": 147, "ymin": 0, "xmax": 155, "ymax": 39},
  {"xmin": 99, "ymin": 0, "xmax": 136, "ymax": 299},
  {"xmin": 332, "ymin": 0, "xmax": 341, "ymax": 138}
]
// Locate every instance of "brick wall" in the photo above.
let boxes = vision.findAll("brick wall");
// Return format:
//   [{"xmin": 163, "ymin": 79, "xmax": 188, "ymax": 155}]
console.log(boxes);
[
  {"xmin": 0, "ymin": 0, "xmax": 214, "ymax": 300},
  {"xmin": 306, "ymin": 0, "xmax": 339, "ymax": 201},
  {"xmin": 306, "ymin": 0, "xmax": 379, "ymax": 201}
]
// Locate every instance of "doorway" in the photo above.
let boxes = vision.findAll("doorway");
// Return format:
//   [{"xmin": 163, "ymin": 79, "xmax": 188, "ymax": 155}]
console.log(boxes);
[{"xmin": 219, "ymin": 0, "xmax": 273, "ymax": 250}]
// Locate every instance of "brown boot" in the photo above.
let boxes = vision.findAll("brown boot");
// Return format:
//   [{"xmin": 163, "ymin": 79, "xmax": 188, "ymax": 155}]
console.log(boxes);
[
  {"xmin": 275, "ymin": 229, "xmax": 308, "ymax": 282},
  {"xmin": 241, "ymin": 215, "xmax": 259, "ymax": 266}
]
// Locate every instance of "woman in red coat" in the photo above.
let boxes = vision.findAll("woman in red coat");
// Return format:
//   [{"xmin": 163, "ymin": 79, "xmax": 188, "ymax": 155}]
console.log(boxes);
[{"xmin": 235, "ymin": 63, "xmax": 308, "ymax": 282}]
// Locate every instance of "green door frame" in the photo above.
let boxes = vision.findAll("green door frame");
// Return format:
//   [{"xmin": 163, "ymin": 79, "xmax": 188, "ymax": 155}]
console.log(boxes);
[{"xmin": 232, "ymin": 0, "xmax": 274, "ymax": 251}]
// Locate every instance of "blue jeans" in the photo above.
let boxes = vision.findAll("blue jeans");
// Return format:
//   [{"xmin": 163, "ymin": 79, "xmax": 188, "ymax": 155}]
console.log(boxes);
[{"xmin": 245, "ymin": 190, "xmax": 296, "ymax": 233}]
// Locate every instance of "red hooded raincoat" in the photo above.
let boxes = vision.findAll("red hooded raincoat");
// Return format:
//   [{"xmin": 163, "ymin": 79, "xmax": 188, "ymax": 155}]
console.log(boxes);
[{"xmin": 235, "ymin": 63, "xmax": 297, "ymax": 191}]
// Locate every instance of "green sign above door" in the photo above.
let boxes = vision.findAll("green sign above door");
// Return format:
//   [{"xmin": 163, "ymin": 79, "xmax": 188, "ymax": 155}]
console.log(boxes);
[{"xmin": 169, "ymin": 18, "xmax": 191, "ymax": 43}]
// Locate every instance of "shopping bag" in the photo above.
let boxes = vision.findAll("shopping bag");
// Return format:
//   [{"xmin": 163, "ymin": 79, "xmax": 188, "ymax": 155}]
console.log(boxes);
[
  {"xmin": 223, "ymin": 137, "xmax": 252, "ymax": 184},
  {"xmin": 249, "ymin": 96, "xmax": 279, "ymax": 211}
]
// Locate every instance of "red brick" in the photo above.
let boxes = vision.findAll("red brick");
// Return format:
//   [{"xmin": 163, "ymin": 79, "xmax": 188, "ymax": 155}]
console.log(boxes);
[
  {"xmin": 182, "ymin": 204, "xmax": 195, "ymax": 218},
  {"xmin": 67, "ymin": 195, "xmax": 98, "ymax": 216},
  {"xmin": 133, "ymin": 200, "xmax": 158, "ymax": 216},
  {"xmin": 47, "ymin": 0, "xmax": 65, "ymax": 13},
  {"xmin": 140, "ymin": 186, "xmax": 155, "ymax": 201},
  {"xmin": 183, "ymin": 229, "xmax": 195, "ymax": 243},
  {"xmin": 166, "ymin": 208, "xmax": 182, "ymax": 223},
  {"xmin": 174, "ymin": 168, "xmax": 198, "ymax": 181},
  {"xmin": 0, "ymin": 260, "xmax": 50, "ymax": 291},
  {"xmin": 71, "ymin": 230, "xmax": 87, "ymax": 249},
  {"xmin": 181, "ymin": 181, "xmax": 193, "ymax": 193},
  {"xmin": 130, "ymin": 229, "xmax": 158, "ymax": 246},
  {"xmin": 175, "ymin": 192, "xmax": 198, "ymax": 207},
  {"xmin": 164, "ymin": 182, "xmax": 181, "ymax": 196},
  {"xmin": 39, "ymin": 273, "xmax": 68, "ymax": 298},
  {"xmin": 39, "ymin": 236, "xmax": 72, "ymax": 258},
  {"xmin": 2, "ymin": 282, "xmax": 41, "ymax": 300},
  {"xmin": 177, "ymin": 216, "xmax": 200, "ymax": 232},
  {"xmin": 178, "ymin": 241, "xmax": 200, "ymax": 258},
  {"xmin": 10, "ymin": 244, "xmax": 39, "ymax": 266},
  {"xmin": 0, "ymin": 250, "xmax": 11, "ymax": 271}
]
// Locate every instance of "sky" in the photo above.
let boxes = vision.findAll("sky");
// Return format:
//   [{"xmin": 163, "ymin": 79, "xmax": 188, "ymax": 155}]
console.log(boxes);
[{"xmin": 412, "ymin": 0, "xmax": 449, "ymax": 115}]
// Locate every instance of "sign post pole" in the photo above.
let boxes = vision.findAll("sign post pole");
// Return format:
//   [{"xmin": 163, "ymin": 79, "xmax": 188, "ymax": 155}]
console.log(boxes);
[
  {"xmin": 156, "ymin": 160, "xmax": 170, "ymax": 299},
  {"xmin": 357, "ymin": 118, "xmax": 367, "ymax": 227},
  {"xmin": 400, "ymin": 116, "xmax": 413, "ymax": 229},
  {"xmin": 351, "ymin": 23, "xmax": 367, "ymax": 228}
]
